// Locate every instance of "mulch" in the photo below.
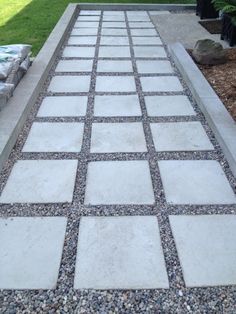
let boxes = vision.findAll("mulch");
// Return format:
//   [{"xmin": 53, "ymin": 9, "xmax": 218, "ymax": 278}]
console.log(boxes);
[
  {"xmin": 199, "ymin": 19, "xmax": 222, "ymax": 34},
  {"xmin": 189, "ymin": 48, "xmax": 236, "ymax": 121}
]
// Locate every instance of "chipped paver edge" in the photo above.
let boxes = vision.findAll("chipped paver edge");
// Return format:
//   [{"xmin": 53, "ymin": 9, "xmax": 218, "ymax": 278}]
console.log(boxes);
[
  {"xmin": 0, "ymin": 4, "xmax": 78, "ymax": 173},
  {"xmin": 77, "ymin": 3, "xmax": 196, "ymax": 10},
  {"xmin": 169, "ymin": 42, "xmax": 236, "ymax": 177}
]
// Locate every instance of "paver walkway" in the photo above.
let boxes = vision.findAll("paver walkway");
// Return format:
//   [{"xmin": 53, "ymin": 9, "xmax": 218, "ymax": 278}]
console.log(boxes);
[{"xmin": 0, "ymin": 9, "xmax": 236, "ymax": 313}]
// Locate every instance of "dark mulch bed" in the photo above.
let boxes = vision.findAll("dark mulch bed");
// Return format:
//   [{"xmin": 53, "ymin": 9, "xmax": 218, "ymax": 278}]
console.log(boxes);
[
  {"xmin": 189, "ymin": 48, "xmax": 236, "ymax": 121},
  {"xmin": 199, "ymin": 19, "xmax": 222, "ymax": 34}
]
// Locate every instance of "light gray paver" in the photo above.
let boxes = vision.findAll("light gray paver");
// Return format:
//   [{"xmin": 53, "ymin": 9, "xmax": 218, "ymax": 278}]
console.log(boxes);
[
  {"xmin": 159, "ymin": 160, "xmax": 236, "ymax": 205},
  {"xmin": 90, "ymin": 122, "xmax": 147, "ymax": 153},
  {"xmin": 22, "ymin": 122, "xmax": 84, "ymax": 153},
  {"xmin": 74, "ymin": 216, "xmax": 169, "ymax": 289},
  {"xmin": 79, "ymin": 10, "xmax": 101, "ymax": 16},
  {"xmin": 37, "ymin": 96, "xmax": 87, "ymax": 117},
  {"xmin": 97, "ymin": 60, "xmax": 133, "ymax": 72},
  {"xmin": 136, "ymin": 60, "xmax": 173, "ymax": 74},
  {"xmin": 77, "ymin": 16, "xmax": 100, "ymax": 21},
  {"xmin": 129, "ymin": 22, "xmax": 154, "ymax": 28},
  {"xmin": 0, "ymin": 217, "xmax": 67, "ymax": 289},
  {"xmin": 145, "ymin": 95, "xmax": 196, "ymax": 116},
  {"xmin": 150, "ymin": 122, "xmax": 214, "ymax": 151},
  {"xmin": 98, "ymin": 46, "xmax": 130, "ymax": 58},
  {"xmin": 74, "ymin": 21, "xmax": 99, "ymax": 28},
  {"xmin": 169, "ymin": 215, "xmax": 236, "ymax": 287},
  {"xmin": 101, "ymin": 28, "xmax": 128, "ymax": 36},
  {"xmin": 71, "ymin": 28, "xmax": 98, "ymax": 36},
  {"xmin": 134, "ymin": 46, "xmax": 167, "ymax": 58},
  {"xmin": 63, "ymin": 46, "xmax": 95, "ymax": 58},
  {"xmin": 0, "ymin": 160, "xmax": 78, "ymax": 203},
  {"xmin": 103, "ymin": 16, "xmax": 126, "ymax": 22},
  {"xmin": 48, "ymin": 76, "xmax": 91, "ymax": 93},
  {"xmin": 84, "ymin": 160, "xmax": 155, "ymax": 205},
  {"xmin": 100, "ymin": 36, "xmax": 129, "ymax": 45},
  {"xmin": 102, "ymin": 22, "xmax": 126, "ymax": 28},
  {"xmin": 56, "ymin": 60, "xmax": 93, "ymax": 72},
  {"xmin": 96, "ymin": 76, "xmax": 136, "ymax": 92},
  {"xmin": 103, "ymin": 11, "xmax": 125, "ymax": 16},
  {"xmin": 132, "ymin": 36, "xmax": 163, "ymax": 45},
  {"xmin": 94, "ymin": 95, "xmax": 141, "ymax": 117},
  {"xmin": 141, "ymin": 76, "xmax": 183, "ymax": 92},
  {"xmin": 131, "ymin": 29, "xmax": 158, "ymax": 36},
  {"xmin": 68, "ymin": 36, "xmax": 97, "ymax": 45},
  {"xmin": 127, "ymin": 16, "xmax": 150, "ymax": 22}
]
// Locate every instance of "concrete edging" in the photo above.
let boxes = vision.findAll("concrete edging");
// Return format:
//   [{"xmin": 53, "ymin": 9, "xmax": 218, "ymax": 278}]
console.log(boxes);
[
  {"xmin": 0, "ymin": 4, "xmax": 78, "ymax": 173},
  {"xmin": 77, "ymin": 3, "xmax": 195, "ymax": 11},
  {"xmin": 169, "ymin": 42, "xmax": 236, "ymax": 177}
]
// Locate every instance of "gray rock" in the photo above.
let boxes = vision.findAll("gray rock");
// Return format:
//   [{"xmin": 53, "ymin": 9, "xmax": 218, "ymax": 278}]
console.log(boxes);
[{"xmin": 192, "ymin": 39, "xmax": 226, "ymax": 65}]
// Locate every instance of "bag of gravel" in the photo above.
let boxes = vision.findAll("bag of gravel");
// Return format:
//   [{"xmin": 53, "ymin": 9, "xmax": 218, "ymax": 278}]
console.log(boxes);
[
  {"xmin": 0, "ymin": 44, "xmax": 32, "ymax": 63},
  {"xmin": 0, "ymin": 82, "xmax": 14, "ymax": 110},
  {"xmin": 0, "ymin": 54, "xmax": 15, "ymax": 80}
]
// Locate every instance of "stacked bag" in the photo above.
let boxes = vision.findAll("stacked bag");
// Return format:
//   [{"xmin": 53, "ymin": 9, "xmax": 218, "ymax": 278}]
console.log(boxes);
[{"xmin": 0, "ymin": 44, "xmax": 32, "ymax": 110}]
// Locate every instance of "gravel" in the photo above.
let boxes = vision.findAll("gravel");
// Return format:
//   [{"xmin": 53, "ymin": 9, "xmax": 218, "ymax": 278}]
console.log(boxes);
[{"xmin": 0, "ymin": 10, "xmax": 236, "ymax": 314}]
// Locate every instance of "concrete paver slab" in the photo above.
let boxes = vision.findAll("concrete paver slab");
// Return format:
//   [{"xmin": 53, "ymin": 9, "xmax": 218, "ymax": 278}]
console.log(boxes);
[
  {"xmin": 37, "ymin": 96, "xmax": 87, "ymax": 117},
  {"xmin": 131, "ymin": 29, "xmax": 157, "ymax": 36},
  {"xmin": 74, "ymin": 22, "xmax": 99, "ymax": 28},
  {"xmin": 84, "ymin": 160, "xmax": 155, "ymax": 205},
  {"xmin": 96, "ymin": 76, "xmax": 136, "ymax": 92},
  {"xmin": 132, "ymin": 36, "xmax": 162, "ymax": 45},
  {"xmin": 99, "ymin": 46, "xmax": 130, "ymax": 58},
  {"xmin": 71, "ymin": 28, "xmax": 98, "ymax": 36},
  {"xmin": 23, "ymin": 122, "xmax": 84, "ymax": 153},
  {"xmin": 145, "ymin": 95, "xmax": 196, "ymax": 116},
  {"xmin": 100, "ymin": 36, "xmax": 129, "ymax": 46},
  {"xmin": 68, "ymin": 36, "xmax": 97, "ymax": 45},
  {"xmin": 77, "ymin": 16, "xmax": 100, "ymax": 21},
  {"xmin": 63, "ymin": 47, "xmax": 95, "ymax": 58},
  {"xmin": 141, "ymin": 76, "xmax": 183, "ymax": 92},
  {"xmin": 48, "ymin": 76, "xmax": 91, "ymax": 93},
  {"xmin": 129, "ymin": 22, "xmax": 154, "ymax": 28},
  {"xmin": 150, "ymin": 122, "xmax": 214, "ymax": 151},
  {"xmin": 56, "ymin": 60, "xmax": 93, "ymax": 72},
  {"xmin": 90, "ymin": 122, "xmax": 147, "ymax": 153},
  {"xmin": 94, "ymin": 95, "xmax": 141, "ymax": 116},
  {"xmin": 74, "ymin": 216, "xmax": 169, "ymax": 289},
  {"xmin": 0, "ymin": 160, "xmax": 78, "ymax": 203},
  {"xmin": 136, "ymin": 60, "xmax": 173, "ymax": 74},
  {"xmin": 0, "ymin": 217, "xmax": 67, "ymax": 289},
  {"xmin": 169, "ymin": 215, "xmax": 236, "ymax": 287},
  {"xmin": 79, "ymin": 10, "xmax": 101, "ymax": 16},
  {"xmin": 103, "ymin": 16, "xmax": 125, "ymax": 22},
  {"xmin": 101, "ymin": 28, "xmax": 128, "ymax": 36},
  {"xmin": 102, "ymin": 22, "xmax": 126, "ymax": 28},
  {"xmin": 134, "ymin": 46, "xmax": 167, "ymax": 58},
  {"xmin": 97, "ymin": 60, "xmax": 133, "ymax": 72},
  {"xmin": 159, "ymin": 160, "xmax": 236, "ymax": 204}
]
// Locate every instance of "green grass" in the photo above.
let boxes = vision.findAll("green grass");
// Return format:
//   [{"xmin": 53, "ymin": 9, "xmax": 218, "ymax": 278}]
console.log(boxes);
[{"xmin": 0, "ymin": 0, "xmax": 195, "ymax": 56}]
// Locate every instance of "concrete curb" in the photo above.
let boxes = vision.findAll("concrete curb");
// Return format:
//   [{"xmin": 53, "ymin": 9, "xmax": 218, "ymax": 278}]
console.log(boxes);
[
  {"xmin": 77, "ymin": 3, "xmax": 196, "ymax": 11},
  {"xmin": 169, "ymin": 42, "xmax": 236, "ymax": 177},
  {"xmin": 0, "ymin": 4, "xmax": 78, "ymax": 173}
]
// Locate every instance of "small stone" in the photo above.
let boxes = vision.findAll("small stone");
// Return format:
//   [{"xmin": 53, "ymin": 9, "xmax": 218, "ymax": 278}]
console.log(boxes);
[
  {"xmin": 178, "ymin": 290, "xmax": 183, "ymax": 297},
  {"xmin": 192, "ymin": 39, "xmax": 226, "ymax": 65}
]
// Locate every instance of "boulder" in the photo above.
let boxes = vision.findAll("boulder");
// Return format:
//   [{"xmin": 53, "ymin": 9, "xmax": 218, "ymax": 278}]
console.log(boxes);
[{"xmin": 192, "ymin": 39, "xmax": 226, "ymax": 65}]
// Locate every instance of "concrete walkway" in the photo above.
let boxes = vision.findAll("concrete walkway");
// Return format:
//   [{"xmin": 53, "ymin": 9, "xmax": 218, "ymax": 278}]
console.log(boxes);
[{"xmin": 0, "ymin": 9, "xmax": 236, "ymax": 313}]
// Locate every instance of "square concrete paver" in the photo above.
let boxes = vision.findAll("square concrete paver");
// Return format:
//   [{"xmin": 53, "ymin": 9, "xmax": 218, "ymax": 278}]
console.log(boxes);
[
  {"xmin": 98, "ymin": 46, "xmax": 130, "ymax": 58},
  {"xmin": 0, "ymin": 217, "xmax": 67, "ymax": 289},
  {"xmin": 136, "ymin": 60, "xmax": 173, "ymax": 74},
  {"xmin": 129, "ymin": 22, "xmax": 154, "ymax": 28},
  {"xmin": 74, "ymin": 216, "xmax": 169, "ymax": 289},
  {"xmin": 96, "ymin": 76, "xmax": 136, "ymax": 92},
  {"xmin": 159, "ymin": 160, "xmax": 236, "ymax": 205},
  {"xmin": 97, "ymin": 60, "xmax": 133, "ymax": 72},
  {"xmin": 94, "ymin": 95, "xmax": 141, "ymax": 116},
  {"xmin": 131, "ymin": 29, "xmax": 157, "ymax": 36},
  {"xmin": 127, "ymin": 16, "xmax": 150, "ymax": 22},
  {"xmin": 48, "ymin": 76, "xmax": 91, "ymax": 93},
  {"xmin": 145, "ymin": 95, "xmax": 196, "ymax": 116},
  {"xmin": 71, "ymin": 28, "xmax": 98, "ymax": 36},
  {"xmin": 132, "ymin": 36, "xmax": 163, "ymax": 45},
  {"xmin": 75, "ymin": 21, "xmax": 99, "ymax": 28},
  {"xmin": 77, "ymin": 16, "xmax": 100, "ymax": 21},
  {"xmin": 23, "ymin": 122, "xmax": 84, "ymax": 153},
  {"xmin": 103, "ymin": 11, "xmax": 125, "ymax": 16},
  {"xmin": 56, "ymin": 60, "xmax": 93, "ymax": 72},
  {"xmin": 134, "ymin": 46, "xmax": 167, "ymax": 58},
  {"xmin": 68, "ymin": 36, "xmax": 97, "ymax": 45},
  {"xmin": 0, "ymin": 160, "xmax": 78, "ymax": 203},
  {"xmin": 103, "ymin": 16, "xmax": 125, "ymax": 22},
  {"xmin": 100, "ymin": 36, "xmax": 129, "ymax": 46},
  {"xmin": 63, "ymin": 47, "xmax": 95, "ymax": 58},
  {"xmin": 37, "ymin": 96, "xmax": 87, "ymax": 117},
  {"xmin": 141, "ymin": 76, "xmax": 183, "ymax": 92},
  {"xmin": 101, "ymin": 28, "xmax": 128, "ymax": 36},
  {"xmin": 150, "ymin": 122, "xmax": 214, "ymax": 151},
  {"xmin": 169, "ymin": 215, "xmax": 236, "ymax": 287},
  {"xmin": 90, "ymin": 123, "xmax": 147, "ymax": 153},
  {"xmin": 84, "ymin": 160, "xmax": 155, "ymax": 205},
  {"xmin": 79, "ymin": 10, "xmax": 101, "ymax": 15}
]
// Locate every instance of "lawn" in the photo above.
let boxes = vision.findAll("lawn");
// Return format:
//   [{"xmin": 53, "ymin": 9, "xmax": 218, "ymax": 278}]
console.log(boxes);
[{"xmin": 0, "ymin": 0, "xmax": 195, "ymax": 55}]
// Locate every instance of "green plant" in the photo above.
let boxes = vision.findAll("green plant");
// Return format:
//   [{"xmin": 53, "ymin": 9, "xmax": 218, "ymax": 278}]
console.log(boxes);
[{"xmin": 212, "ymin": 0, "xmax": 236, "ymax": 24}]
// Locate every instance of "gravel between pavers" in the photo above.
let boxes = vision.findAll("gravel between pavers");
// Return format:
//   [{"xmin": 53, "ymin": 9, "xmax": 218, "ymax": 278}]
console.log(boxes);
[{"xmin": 0, "ymin": 10, "xmax": 236, "ymax": 314}]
